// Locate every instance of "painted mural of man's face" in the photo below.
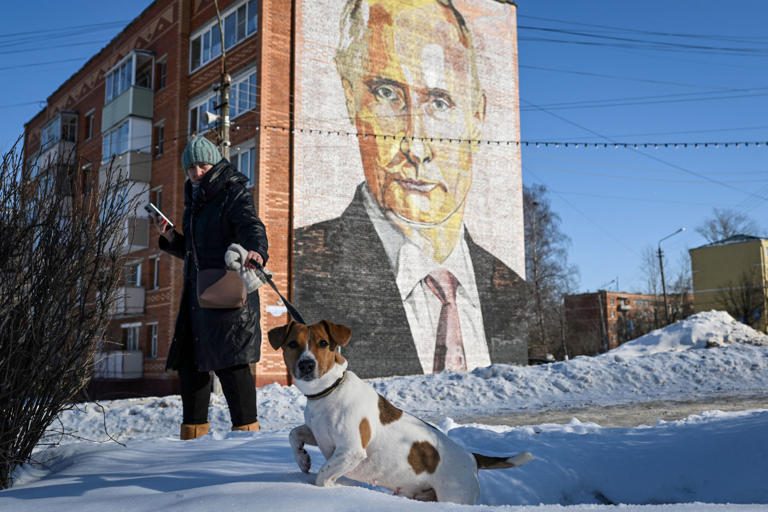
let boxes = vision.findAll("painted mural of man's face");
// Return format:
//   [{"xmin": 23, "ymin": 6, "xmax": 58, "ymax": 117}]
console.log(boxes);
[{"xmin": 338, "ymin": 0, "xmax": 486, "ymax": 226}]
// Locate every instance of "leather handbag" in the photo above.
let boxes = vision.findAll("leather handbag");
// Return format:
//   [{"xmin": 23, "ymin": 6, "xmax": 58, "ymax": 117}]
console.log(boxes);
[
  {"xmin": 191, "ymin": 214, "xmax": 247, "ymax": 309},
  {"xmin": 196, "ymin": 268, "xmax": 247, "ymax": 309}
]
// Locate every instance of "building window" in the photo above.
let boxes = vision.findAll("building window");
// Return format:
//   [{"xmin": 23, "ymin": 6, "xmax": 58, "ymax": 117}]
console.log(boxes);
[
  {"xmin": 82, "ymin": 163, "xmax": 93, "ymax": 196},
  {"xmin": 230, "ymin": 71, "xmax": 257, "ymax": 118},
  {"xmin": 123, "ymin": 325, "xmax": 140, "ymax": 352},
  {"xmin": 151, "ymin": 187, "xmax": 163, "ymax": 210},
  {"xmin": 188, "ymin": 68, "xmax": 256, "ymax": 134},
  {"xmin": 154, "ymin": 123, "xmax": 165, "ymax": 157},
  {"xmin": 156, "ymin": 57, "xmax": 167, "ymax": 90},
  {"xmin": 190, "ymin": 0, "xmax": 257, "ymax": 72},
  {"xmin": 149, "ymin": 255, "xmax": 160, "ymax": 290},
  {"xmin": 102, "ymin": 120, "xmax": 129, "ymax": 161},
  {"xmin": 105, "ymin": 58, "xmax": 133, "ymax": 103},
  {"xmin": 41, "ymin": 119, "xmax": 59, "ymax": 150},
  {"xmin": 148, "ymin": 323, "xmax": 158, "ymax": 359},
  {"xmin": 232, "ymin": 145, "xmax": 256, "ymax": 187},
  {"xmin": 124, "ymin": 261, "xmax": 142, "ymax": 287},
  {"xmin": 189, "ymin": 95, "xmax": 219, "ymax": 135},
  {"xmin": 84, "ymin": 111, "xmax": 95, "ymax": 140}
]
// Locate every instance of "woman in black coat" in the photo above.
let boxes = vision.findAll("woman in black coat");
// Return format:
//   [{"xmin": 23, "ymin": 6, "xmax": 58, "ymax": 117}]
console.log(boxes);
[{"xmin": 157, "ymin": 136, "xmax": 268, "ymax": 440}]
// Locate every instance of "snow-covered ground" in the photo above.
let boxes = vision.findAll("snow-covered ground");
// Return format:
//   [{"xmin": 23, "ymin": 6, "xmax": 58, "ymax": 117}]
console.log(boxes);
[{"xmin": 2, "ymin": 311, "xmax": 768, "ymax": 511}]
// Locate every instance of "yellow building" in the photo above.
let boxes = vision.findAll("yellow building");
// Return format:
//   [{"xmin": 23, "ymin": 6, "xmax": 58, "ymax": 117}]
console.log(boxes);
[{"xmin": 689, "ymin": 235, "xmax": 768, "ymax": 333}]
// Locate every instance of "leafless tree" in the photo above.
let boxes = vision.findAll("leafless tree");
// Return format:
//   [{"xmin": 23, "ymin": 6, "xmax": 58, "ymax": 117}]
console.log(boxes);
[
  {"xmin": 639, "ymin": 245, "xmax": 663, "ymax": 327},
  {"xmin": 716, "ymin": 271, "xmax": 765, "ymax": 330},
  {"xmin": 524, "ymin": 184, "xmax": 578, "ymax": 360},
  {"xmin": 696, "ymin": 208, "xmax": 760, "ymax": 243},
  {"xmin": 0, "ymin": 141, "xmax": 133, "ymax": 488}
]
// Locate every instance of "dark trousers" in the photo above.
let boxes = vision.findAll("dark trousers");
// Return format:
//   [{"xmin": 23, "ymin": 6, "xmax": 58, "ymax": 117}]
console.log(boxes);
[{"xmin": 179, "ymin": 363, "xmax": 257, "ymax": 427}]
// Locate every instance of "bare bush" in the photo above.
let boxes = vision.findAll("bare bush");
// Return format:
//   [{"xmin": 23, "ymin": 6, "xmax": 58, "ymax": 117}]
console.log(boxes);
[{"xmin": 0, "ymin": 141, "xmax": 134, "ymax": 488}]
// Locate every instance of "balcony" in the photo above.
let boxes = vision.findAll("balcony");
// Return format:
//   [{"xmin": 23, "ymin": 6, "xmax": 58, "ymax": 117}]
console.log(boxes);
[
  {"xmin": 93, "ymin": 350, "xmax": 143, "ymax": 379},
  {"xmin": 100, "ymin": 150, "xmax": 152, "ymax": 184},
  {"xmin": 102, "ymin": 86, "xmax": 154, "ymax": 132},
  {"xmin": 112, "ymin": 285, "xmax": 146, "ymax": 317}
]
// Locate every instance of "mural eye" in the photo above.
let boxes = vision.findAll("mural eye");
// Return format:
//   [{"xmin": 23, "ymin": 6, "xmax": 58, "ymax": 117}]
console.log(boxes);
[
  {"xmin": 287, "ymin": 340, "xmax": 299, "ymax": 349},
  {"xmin": 373, "ymin": 84, "xmax": 398, "ymax": 103},
  {"xmin": 431, "ymin": 95, "xmax": 454, "ymax": 113},
  {"xmin": 318, "ymin": 339, "xmax": 329, "ymax": 348}
]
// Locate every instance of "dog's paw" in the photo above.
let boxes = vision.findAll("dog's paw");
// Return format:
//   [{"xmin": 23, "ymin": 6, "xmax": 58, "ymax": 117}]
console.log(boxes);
[
  {"xmin": 294, "ymin": 448, "xmax": 311, "ymax": 473},
  {"xmin": 315, "ymin": 473, "xmax": 337, "ymax": 488}
]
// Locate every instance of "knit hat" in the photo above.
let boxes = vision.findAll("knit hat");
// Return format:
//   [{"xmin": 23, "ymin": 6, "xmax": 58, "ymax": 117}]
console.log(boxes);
[{"xmin": 181, "ymin": 136, "xmax": 222, "ymax": 170}]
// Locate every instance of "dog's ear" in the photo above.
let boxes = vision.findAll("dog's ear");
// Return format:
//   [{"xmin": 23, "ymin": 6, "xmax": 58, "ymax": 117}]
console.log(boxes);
[
  {"xmin": 321, "ymin": 320, "xmax": 352, "ymax": 347},
  {"xmin": 268, "ymin": 320, "xmax": 295, "ymax": 350}
]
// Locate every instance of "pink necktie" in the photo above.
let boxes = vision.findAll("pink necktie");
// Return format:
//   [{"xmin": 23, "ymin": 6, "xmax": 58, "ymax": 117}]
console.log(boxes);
[{"xmin": 424, "ymin": 269, "xmax": 466, "ymax": 372}]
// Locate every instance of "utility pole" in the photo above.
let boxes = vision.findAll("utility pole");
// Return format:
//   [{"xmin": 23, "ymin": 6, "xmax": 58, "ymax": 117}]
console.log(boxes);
[
  {"xmin": 213, "ymin": 0, "xmax": 231, "ymax": 160},
  {"xmin": 657, "ymin": 227, "xmax": 685, "ymax": 325}
]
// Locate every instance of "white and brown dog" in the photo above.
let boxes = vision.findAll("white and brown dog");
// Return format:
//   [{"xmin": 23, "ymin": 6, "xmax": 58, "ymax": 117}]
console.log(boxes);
[{"xmin": 268, "ymin": 319, "xmax": 532, "ymax": 505}]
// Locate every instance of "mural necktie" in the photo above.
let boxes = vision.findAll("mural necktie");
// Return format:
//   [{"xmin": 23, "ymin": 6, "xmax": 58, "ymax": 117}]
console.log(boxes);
[{"xmin": 424, "ymin": 269, "xmax": 467, "ymax": 372}]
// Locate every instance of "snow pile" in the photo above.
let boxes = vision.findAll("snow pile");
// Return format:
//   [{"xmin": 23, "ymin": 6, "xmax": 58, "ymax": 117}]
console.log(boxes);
[
  {"xmin": 5, "ymin": 312, "xmax": 768, "ymax": 510},
  {"xmin": 45, "ymin": 342, "xmax": 768, "ymax": 446},
  {"xmin": 608, "ymin": 310, "xmax": 768, "ymax": 360},
  {"xmin": 5, "ymin": 410, "xmax": 768, "ymax": 511}
]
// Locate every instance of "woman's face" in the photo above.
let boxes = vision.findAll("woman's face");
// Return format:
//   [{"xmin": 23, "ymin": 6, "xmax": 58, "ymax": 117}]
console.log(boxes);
[{"xmin": 187, "ymin": 163, "xmax": 213, "ymax": 182}]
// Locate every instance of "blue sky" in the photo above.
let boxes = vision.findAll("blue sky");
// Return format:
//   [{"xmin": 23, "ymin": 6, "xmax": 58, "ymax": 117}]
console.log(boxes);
[{"xmin": 1, "ymin": 1, "xmax": 766, "ymax": 293}]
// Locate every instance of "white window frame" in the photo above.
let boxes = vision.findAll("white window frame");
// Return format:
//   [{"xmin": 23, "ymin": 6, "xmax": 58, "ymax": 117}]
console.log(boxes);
[
  {"xmin": 189, "ymin": 0, "xmax": 258, "ymax": 73},
  {"xmin": 188, "ymin": 93, "xmax": 219, "ymax": 135},
  {"xmin": 101, "ymin": 119, "xmax": 130, "ymax": 162},
  {"xmin": 156, "ymin": 55, "xmax": 168, "ymax": 90},
  {"xmin": 120, "ymin": 322, "xmax": 141, "ymax": 352},
  {"xmin": 105, "ymin": 55, "xmax": 133, "ymax": 103},
  {"xmin": 153, "ymin": 121, "xmax": 165, "ymax": 157},
  {"xmin": 84, "ymin": 109, "xmax": 95, "ymax": 140},
  {"xmin": 149, "ymin": 254, "xmax": 160, "ymax": 290},
  {"xmin": 231, "ymin": 142, "xmax": 256, "ymax": 188},
  {"xmin": 188, "ymin": 66, "xmax": 256, "ymax": 135},
  {"xmin": 124, "ymin": 261, "xmax": 142, "ymax": 287},
  {"xmin": 148, "ymin": 323, "xmax": 158, "ymax": 359},
  {"xmin": 229, "ymin": 68, "xmax": 257, "ymax": 119}
]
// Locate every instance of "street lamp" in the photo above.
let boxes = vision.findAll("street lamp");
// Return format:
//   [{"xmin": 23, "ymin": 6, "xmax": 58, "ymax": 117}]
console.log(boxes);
[{"xmin": 657, "ymin": 227, "xmax": 686, "ymax": 324}]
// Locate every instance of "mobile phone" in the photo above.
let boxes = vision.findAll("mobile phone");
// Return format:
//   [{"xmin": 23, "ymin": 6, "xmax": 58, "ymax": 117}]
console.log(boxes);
[{"xmin": 144, "ymin": 202, "xmax": 175, "ymax": 229}]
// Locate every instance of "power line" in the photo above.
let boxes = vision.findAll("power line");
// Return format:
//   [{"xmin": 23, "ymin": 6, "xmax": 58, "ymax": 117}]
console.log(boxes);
[
  {"xmin": 520, "ymin": 97, "xmax": 768, "ymax": 203},
  {"xmin": 519, "ymin": 25, "xmax": 768, "ymax": 56},
  {"xmin": 0, "ymin": 57, "xmax": 89, "ymax": 73},
  {"xmin": 518, "ymin": 15, "xmax": 768, "ymax": 45}
]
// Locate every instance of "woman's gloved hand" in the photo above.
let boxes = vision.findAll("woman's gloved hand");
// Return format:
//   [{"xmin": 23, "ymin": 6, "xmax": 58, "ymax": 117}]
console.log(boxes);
[{"xmin": 225, "ymin": 243, "xmax": 270, "ymax": 293}]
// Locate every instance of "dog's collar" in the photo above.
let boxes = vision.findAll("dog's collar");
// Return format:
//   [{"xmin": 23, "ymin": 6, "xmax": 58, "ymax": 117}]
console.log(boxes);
[{"xmin": 304, "ymin": 371, "xmax": 347, "ymax": 401}]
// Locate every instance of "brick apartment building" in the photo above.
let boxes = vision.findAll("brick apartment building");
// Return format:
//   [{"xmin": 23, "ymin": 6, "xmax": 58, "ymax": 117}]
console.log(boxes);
[
  {"xmin": 23, "ymin": 0, "xmax": 294, "ymax": 397},
  {"xmin": 564, "ymin": 290, "xmax": 688, "ymax": 356},
  {"xmin": 23, "ymin": 0, "xmax": 526, "ymax": 395}
]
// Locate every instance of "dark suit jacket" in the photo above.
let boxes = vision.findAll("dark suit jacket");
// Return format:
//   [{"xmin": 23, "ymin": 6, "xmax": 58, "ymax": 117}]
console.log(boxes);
[{"xmin": 294, "ymin": 184, "xmax": 530, "ymax": 378}]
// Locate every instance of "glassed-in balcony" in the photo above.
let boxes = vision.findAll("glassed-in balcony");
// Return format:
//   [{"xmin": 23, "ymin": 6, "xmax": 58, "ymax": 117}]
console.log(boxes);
[
  {"xmin": 102, "ymin": 51, "xmax": 154, "ymax": 132},
  {"xmin": 112, "ymin": 285, "xmax": 146, "ymax": 317},
  {"xmin": 99, "ymin": 150, "xmax": 152, "ymax": 184},
  {"xmin": 93, "ymin": 350, "xmax": 143, "ymax": 379}
]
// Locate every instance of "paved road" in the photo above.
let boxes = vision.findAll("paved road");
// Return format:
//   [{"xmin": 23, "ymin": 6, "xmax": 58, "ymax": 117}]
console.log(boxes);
[{"xmin": 456, "ymin": 394, "xmax": 768, "ymax": 428}]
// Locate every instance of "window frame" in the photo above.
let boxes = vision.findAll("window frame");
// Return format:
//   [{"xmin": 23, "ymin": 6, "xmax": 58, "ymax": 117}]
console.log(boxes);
[
  {"xmin": 231, "ymin": 141, "xmax": 257, "ymax": 188},
  {"xmin": 153, "ymin": 121, "xmax": 165, "ymax": 157},
  {"xmin": 156, "ymin": 55, "xmax": 168, "ymax": 90},
  {"xmin": 84, "ymin": 110, "xmax": 95, "ymax": 141},
  {"xmin": 148, "ymin": 323, "xmax": 159, "ymax": 359},
  {"xmin": 189, "ymin": 0, "xmax": 258, "ymax": 73}
]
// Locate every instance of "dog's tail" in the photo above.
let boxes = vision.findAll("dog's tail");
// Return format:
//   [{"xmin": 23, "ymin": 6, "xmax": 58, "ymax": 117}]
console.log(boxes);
[{"xmin": 473, "ymin": 451, "xmax": 533, "ymax": 470}]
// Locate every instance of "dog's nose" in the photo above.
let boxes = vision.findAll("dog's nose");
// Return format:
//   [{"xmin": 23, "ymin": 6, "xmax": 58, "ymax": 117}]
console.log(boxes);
[{"xmin": 297, "ymin": 359, "xmax": 316, "ymax": 377}]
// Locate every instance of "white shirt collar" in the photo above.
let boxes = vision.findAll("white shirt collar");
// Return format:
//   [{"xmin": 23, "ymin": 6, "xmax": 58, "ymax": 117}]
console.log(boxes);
[{"xmin": 360, "ymin": 184, "xmax": 481, "ymax": 307}]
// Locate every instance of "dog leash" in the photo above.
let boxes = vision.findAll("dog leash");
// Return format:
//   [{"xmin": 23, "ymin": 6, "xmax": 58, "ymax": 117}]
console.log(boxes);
[{"xmin": 251, "ymin": 260, "xmax": 306, "ymax": 324}]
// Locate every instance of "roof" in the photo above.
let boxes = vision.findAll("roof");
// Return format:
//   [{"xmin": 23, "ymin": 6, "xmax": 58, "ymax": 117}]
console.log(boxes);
[{"xmin": 692, "ymin": 234, "xmax": 766, "ymax": 250}]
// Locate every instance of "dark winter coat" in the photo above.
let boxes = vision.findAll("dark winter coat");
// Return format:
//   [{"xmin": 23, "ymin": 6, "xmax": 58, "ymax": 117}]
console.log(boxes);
[{"xmin": 160, "ymin": 159, "xmax": 268, "ymax": 372}]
